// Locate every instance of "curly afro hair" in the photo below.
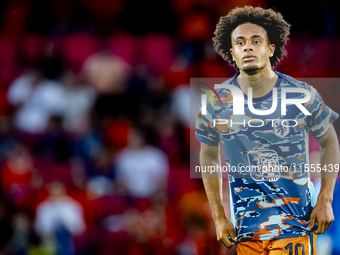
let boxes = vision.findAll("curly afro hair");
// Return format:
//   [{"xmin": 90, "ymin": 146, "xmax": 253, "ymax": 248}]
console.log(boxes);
[{"xmin": 213, "ymin": 6, "xmax": 291, "ymax": 69}]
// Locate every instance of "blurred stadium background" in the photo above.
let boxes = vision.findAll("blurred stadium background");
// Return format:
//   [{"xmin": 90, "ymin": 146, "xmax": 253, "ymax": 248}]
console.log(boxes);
[{"xmin": 0, "ymin": 0, "xmax": 339, "ymax": 254}]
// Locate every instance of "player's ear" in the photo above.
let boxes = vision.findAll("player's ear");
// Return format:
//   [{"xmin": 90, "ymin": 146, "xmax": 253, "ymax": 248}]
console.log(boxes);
[
  {"xmin": 269, "ymin": 44, "xmax": 275, "ymax": 58},
  {"xmin": 230, "ymin": 48, "xmax": 235, "ymax": 61}
]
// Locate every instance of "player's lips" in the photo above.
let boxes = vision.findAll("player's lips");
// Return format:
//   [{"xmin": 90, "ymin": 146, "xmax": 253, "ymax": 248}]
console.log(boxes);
[{"xmin": 243, "ymin": 55, "xmax": 256, "ymax": 62}]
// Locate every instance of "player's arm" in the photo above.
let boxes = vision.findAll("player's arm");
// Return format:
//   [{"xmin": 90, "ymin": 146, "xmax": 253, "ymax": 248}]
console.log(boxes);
[
  {"xmin": 200, "ymin": 142, "xmax": 236, "ymax": 248},
  {"xmin": 307, "ymin": 125, "xmax": 340, "ymax": 234}
]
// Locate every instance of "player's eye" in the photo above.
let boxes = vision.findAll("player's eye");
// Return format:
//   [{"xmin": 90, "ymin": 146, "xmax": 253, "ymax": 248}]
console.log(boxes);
[
  {"xmin": 237, "ymin": 41, "xmax": 245, "ymax": 46},
  {"xmin": 253, "ymin": 40, "xmax": 260, "ymax": 44}
]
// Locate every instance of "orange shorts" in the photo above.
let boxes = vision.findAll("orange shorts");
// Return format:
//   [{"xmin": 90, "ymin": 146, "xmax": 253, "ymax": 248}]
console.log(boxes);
[{"xmin": 236, "ymin": 234, "xmax": 317, "ymax": 255}]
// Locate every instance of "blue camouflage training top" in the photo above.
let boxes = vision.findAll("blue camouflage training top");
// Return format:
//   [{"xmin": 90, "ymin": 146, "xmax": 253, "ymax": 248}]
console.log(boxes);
[{"xmin": 196, "ymin": 71, "xmax": 338, "ymax": 241}]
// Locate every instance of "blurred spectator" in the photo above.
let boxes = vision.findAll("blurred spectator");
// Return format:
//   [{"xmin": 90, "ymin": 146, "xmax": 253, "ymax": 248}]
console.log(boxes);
[
  {"xmin": 81, "ymin": 52, "xmax": 130, "ymax": 95},
  {"xmin": 7, "ymin": 213, "xmax": 30, "ymax": 255},
  {"xmin": 62, "ymin": 71, "xmax": 96, "ymax": 134},
  {"xmin": 34, "ymin": 181, "xmax": 86, "ymax": 255},
  {"xmin": 81, "ymin": 51, "xmax": 140, "ymax": 122},
  {"xmin": 1, "ymin": 144, "xmax": 34, "ymax": 205},
  {"xmin": 115, "ymin": 127, "xmax": 169, "ymax": 199},
  {"xmin": 8, "ymin": 57, "xmax": 67, "ymax": 134},
  {"xmin": 85, "ymin": 175, "xmax": 113, "ymax": 200},
  {"xmin": 171, "ymin": 85, "xmax": 190, "ymax": 127}
]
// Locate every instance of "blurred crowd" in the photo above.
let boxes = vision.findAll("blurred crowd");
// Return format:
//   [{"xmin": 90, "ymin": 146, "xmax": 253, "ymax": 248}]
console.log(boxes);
[{"xmin": 0, "ymin": 0, "xmax": 339, "ymax": 255}]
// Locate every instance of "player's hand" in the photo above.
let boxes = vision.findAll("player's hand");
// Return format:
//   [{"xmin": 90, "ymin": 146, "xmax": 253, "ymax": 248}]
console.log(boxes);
[
  {"xmin": 307, "ymin": 199, "xmax": 334, "ymax": 235},
  {"xmin": 214, "ymin": 218, "xmax": 237, "ymax": 248}
]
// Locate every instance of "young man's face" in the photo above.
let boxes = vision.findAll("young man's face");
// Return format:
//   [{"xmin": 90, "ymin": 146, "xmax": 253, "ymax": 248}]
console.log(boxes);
[{"xmin": 230, "ymin": 23, "xmax": 275, "ymax": 74}]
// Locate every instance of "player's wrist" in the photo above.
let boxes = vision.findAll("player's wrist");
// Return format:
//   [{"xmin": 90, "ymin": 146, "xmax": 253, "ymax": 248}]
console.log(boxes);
[
  {"xmin": 213, "ymin": 215, "xmax": 230, "ymax": 224},
  {"xmin": 317, "ymin": 192, "xmax": 333, "ymax": 204}
]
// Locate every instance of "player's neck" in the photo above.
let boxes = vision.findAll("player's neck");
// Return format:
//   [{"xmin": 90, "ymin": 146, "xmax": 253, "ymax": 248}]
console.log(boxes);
[{"xmin": 237, "ymin": 68, "xmax": 278, "ymax": 98}]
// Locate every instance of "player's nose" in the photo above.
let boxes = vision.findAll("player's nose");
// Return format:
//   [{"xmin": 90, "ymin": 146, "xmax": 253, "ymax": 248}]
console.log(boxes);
[{"xmin": 244, "ymin": 41, "xmax": 254, "ymax": 52}]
